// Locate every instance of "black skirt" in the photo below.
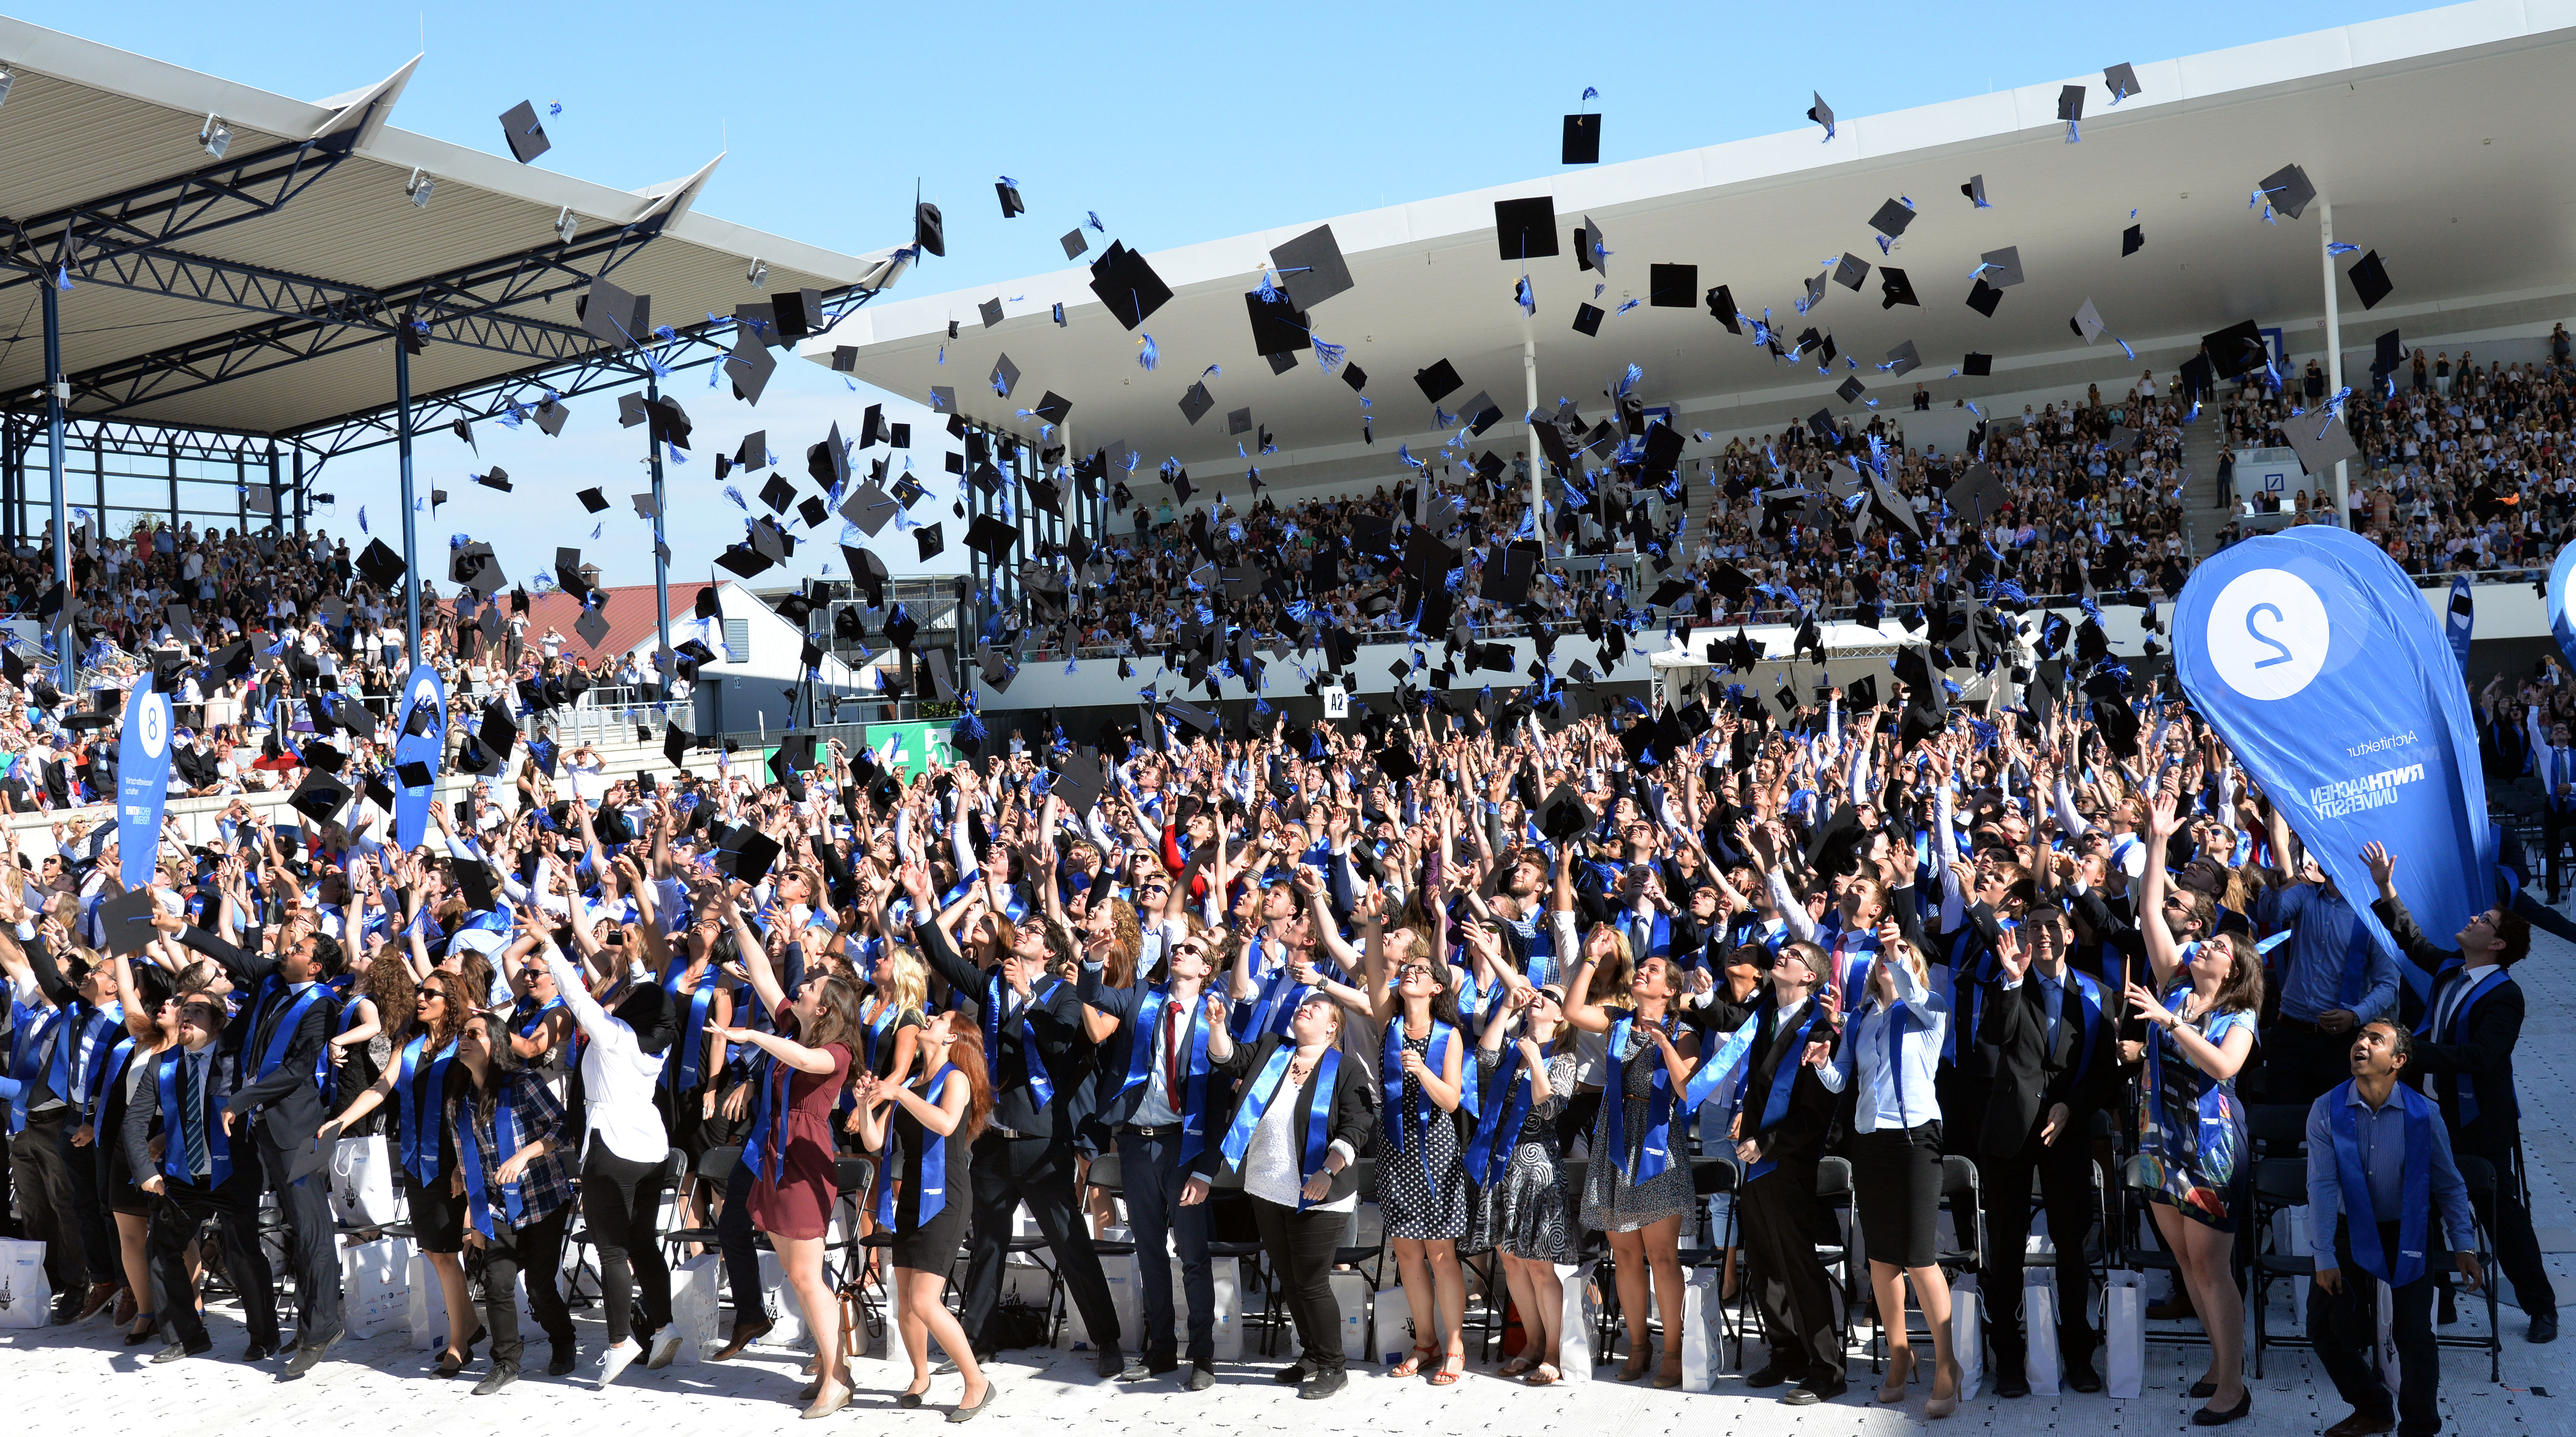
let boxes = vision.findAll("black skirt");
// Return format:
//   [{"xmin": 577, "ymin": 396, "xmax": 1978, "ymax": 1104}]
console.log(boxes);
[{"xmin": 1849, "ymin": 1121, "xmax": 1944, "ymax": 1269}]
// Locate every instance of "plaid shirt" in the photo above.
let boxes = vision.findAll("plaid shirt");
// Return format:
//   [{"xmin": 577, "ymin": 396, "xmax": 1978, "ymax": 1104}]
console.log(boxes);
[{"xmin": 449, "ymin": 1069, "xmax": 573, "ymax": 1231}]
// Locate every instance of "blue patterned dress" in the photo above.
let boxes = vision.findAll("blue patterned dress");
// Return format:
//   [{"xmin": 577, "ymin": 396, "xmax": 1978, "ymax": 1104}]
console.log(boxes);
[{"xmin": 2127, "ymin": 990, "xmax": 2255, "ymax": 1232}]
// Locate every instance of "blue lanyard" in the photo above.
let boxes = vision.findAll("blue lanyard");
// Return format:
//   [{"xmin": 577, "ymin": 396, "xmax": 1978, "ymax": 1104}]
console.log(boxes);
[
  {"xmin": 1116, "ymin": 984, "xmax": 1213, "ymax": 1161},
  {"xmin": 1464, "ymin": 1040, "xmax": 1552, "ymax": 1184},
  {"xmin": 1219, "ymin": 1043, "xmax": 1345, "ymax": 1208},
  {"xmin": 254, "ymin": 985, "xmax": 330, "ymax": 1085},
  {"xmin": 1745, "ymin": 1006, "xmax": 1824, "ymax": 1181},
  {"xmin": 395, "ymin": 1034, "xmax": 458, "ymax": 1184},
  {"xmin": 457, "ymin": 1083, "xmax": 528, "ymax": 1239},
  {"xmin": 663, "ymin": 960, "xmax": 717, "ymax": 1094},
  {"xmin": 1603, "ymin": 1014, "xmax": 1679, "ymax": 1183},
  {"xmin": 1380, "ymin": 1018, "xmax": 1473, "ymax": 1168},
  {"xmin": 2419, "ymin": 966, "xmax": 2513, "ymax": 1125},
  {"xmin": 985, "ymin": 975, "xmax": 1058, "ymax": 1108}
]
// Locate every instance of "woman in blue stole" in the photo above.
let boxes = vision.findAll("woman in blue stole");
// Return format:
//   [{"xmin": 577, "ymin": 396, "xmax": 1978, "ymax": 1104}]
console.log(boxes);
[
  {"xmin": 1363, "ymin": 917, "xmax": 1472, "ymax": 1385},
  {"xmin": 852, "ymin": 1013, "xmax": 994, "ymax": 1421},
  {"xmin": 1566, "ymin": 941, "xmax": 1700, "ymax": 1387},
  {"xmin": 1468, "ymin": 977, "xmax": 1577, "ymax": 1385},
  {"xmin": 2129, "ymin": 802, "xmax": 2264, "ymax": 1425}
]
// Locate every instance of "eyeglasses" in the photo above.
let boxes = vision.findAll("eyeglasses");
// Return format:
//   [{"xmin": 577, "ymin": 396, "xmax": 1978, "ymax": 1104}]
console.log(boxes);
[{"xmin": 418, "ymin": 991, "xmax": 447, "ymax": 1005}]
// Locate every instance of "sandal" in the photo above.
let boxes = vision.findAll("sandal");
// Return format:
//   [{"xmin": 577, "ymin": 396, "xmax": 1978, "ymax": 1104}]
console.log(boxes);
[
  {"xmin": 1497, "ymin": 1355, "xmax": 1534, "ymax": 1377},
  {"xmin": 1616, "ymin": 1347, "xmax": 1653, "ymax": 1382},
  {"xmin": 1387, "ymin": 1343, "xmax": 1434, "ymax": 1378},
  {"xmin": 1526, "ymin": 1362, "xmax": 1561, "ymax": 1387},
  {"xmin": 1429, "ymin": 1347, "xmax": 1466, "ymax": 1386}
]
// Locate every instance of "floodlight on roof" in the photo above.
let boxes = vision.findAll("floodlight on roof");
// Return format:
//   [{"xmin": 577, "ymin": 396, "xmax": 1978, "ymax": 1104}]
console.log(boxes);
[
  {"xmin": 554, "ymin": 206, "xmax": 577, "ymax": 244},
  {"xmin": 0, "ymin": 66, "xmax": 14, "ymax": 109},
  {"xmin": 199, "ymin": 114, "xmax": 231, "ymax": 160},
  {"xmin": 746, "ymin": 258, "xmax": 768, "ymax": 289},
  {"xmin": 405, "ymin": 167, "xmax": 434, "ymax": 209}
]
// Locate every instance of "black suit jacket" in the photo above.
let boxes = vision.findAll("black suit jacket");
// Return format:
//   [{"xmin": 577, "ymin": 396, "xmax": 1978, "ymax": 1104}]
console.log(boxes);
[
  {"xmin": 178, "ymin": 925, "xmax": 336, "ymax": 1149},
  {"xmin": 1737, "ymin": 997, "xmax": 1840, "ymax": 1175},
  {"xmin": 1205, "ymin": 1031, "xmax": 1379, "ymax": 1198},
  {"xmin": 1974, "ymin": 968, "xmax": 2125, "ymax": 1157},
  {"xmin": 912, "ymin": 917, "xmax": 1093, "ymax": 1139},
  {"xmin": 2376, "ymin": 893, "xmax": 2524, "ymax": 1148}
]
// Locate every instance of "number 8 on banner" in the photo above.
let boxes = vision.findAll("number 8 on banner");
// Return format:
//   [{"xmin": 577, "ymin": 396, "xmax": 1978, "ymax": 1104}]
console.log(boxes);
[{"xmin": 2202, "ymin": 568, "xmax": 2330, "ymax": 701}]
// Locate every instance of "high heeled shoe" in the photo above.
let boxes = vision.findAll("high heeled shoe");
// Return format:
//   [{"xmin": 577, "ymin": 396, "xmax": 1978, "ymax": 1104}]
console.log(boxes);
[
  {"xmin": 1924, "ymin": 1357, "xmax": 1962, "ymax": 1420},
  {"xmin": 1876, "ymin": 1347, "xmax": 1914, "ymax": 1404}
]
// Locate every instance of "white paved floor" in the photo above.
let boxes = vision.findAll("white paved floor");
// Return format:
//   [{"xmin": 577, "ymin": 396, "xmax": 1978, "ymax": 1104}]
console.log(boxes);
[{"xmin": 14, "ymin": 921, "xmax": 2576, "ymax": 1437}]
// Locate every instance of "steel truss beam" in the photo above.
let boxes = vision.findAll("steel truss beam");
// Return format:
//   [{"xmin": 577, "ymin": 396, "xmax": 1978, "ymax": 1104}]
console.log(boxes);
[{"xmin": 0, "ymin": 131, "xmax": 362, "ymax": 297}]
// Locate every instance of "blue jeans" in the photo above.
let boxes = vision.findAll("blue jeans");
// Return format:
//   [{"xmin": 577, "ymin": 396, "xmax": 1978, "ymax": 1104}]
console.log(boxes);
[{"xmin": 1118, "ymin": 1127, "xmax": 1213, "ymax": 1365}]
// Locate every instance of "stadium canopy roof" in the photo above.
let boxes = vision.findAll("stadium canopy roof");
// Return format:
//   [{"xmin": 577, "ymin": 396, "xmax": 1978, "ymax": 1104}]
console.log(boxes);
[
  {"xmin": 0, "ymin": 17, "xmax": 906, "ymax": 461},
  {"xmin": 809, "ymin": 1, "xmax": 2576, "ymax": 476}
]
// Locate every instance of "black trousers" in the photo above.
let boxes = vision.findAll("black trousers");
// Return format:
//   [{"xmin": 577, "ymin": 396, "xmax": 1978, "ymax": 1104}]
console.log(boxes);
[
  {"xmin": 8, "ymin": 1108, "xmax": 85, "ymax": 1297},
  {"xmin": 480, "ymin": 1205, "xmax": 575, "ymax": 1368},
  {"xmin": 1977, "ymin": 1119, "xmax": 2100, "ymax": 1365},
  {"xmin": 253, "ymin": 1135, "xmax": 341, "ymax": 1341},
  {"xmin": 582, "ymin": 1144, "xmax": 674, "ymax": 1345},
  {"xmin": 2458, "ymin": 1124, "xmax": 2555, "ymax": 1317},
  {"xmin": 958, "ymin": 1130, "xmax": 1119, "ymax": 1354},
  {"xmin": 1741, "ymin": 1160, "xmax": 1843, "ymax": 1386},
  {"xmin": 2307, "ymin": 1221, "xmax": 2439, "ymax": 1437},
  {"xmin": 1118, "ymin": 1127, "xmax": 1214, "ymax": 1364},
  {"xmin": 1251, "ymin": 1195, "xmax": 1344, "ymax": 1374},
  {"xmin": 149, "ymin": 1171, "xmax": 277, "ymax": 1350},
  {"xmin": 60, "ymin": 1115, "xmax": 114, "ymax": 1285}
]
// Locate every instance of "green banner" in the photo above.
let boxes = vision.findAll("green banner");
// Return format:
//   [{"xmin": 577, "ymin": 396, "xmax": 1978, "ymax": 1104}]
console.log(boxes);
[{"xmin": 863, "ymin": 720, "xmax": 954, "ymax": 778}]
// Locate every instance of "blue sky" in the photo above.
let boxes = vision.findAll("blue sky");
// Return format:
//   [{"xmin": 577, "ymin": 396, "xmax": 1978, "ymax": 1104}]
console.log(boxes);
[{"xmin": 18, "ymin": 0, "xmax": 2435, "ymax": 588}]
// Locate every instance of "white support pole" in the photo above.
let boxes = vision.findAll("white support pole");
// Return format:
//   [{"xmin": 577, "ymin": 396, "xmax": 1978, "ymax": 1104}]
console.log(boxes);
[
  {"xmin": 2320, "ymin": 199, "xmax": 2349, "ymax": 527},
  {"xmin": 1524, "ymin": 338, "xmax": 1542, "ymax": 555}
]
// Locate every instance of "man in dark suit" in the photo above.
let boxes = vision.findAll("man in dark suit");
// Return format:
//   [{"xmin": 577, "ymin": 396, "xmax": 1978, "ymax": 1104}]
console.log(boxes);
[
  {"xmin": 2363, "ymin": 842, "xmax": 2556, "ymax": 1343},
  {"xmin": 1731, "ymin": 940, "xmax": 1847, "ymax": 1405},
  {"xmin": 900, "ymin": 862, "xmax": 1126, "ymax": 1377},
  {"xmin": 123, "ymin": 993, "xmax": 280, "ymax": 1363},
  {"xmin": 155, "ymin": 908, "xmax": 345, "ymax": 1374},
  {"xmin": 1978, "ymin": 905, "xmax": 2125, "ymax": 1393}
]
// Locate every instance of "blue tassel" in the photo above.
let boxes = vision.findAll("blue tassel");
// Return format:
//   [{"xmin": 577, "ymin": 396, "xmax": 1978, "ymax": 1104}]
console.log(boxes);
[{"xmin": 1312, "ymin": 337, "xmax": 1345, "ymax": 372}]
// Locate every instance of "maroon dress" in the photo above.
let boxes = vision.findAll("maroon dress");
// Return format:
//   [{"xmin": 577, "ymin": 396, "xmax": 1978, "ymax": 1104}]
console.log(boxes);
[{"xmin": 745, "ymin": 1003, "xmax": 852, "ymax": 1241}]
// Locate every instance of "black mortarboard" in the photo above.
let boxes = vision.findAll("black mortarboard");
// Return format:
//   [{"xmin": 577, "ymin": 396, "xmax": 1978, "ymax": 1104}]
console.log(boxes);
[
  {"xmin": 1413, "ymin": 359, "xmax": 1463, "ymax": 404},
  {"xmin": 580, "ymin": 278, "xmax": 650, "ymax": 349},
  {"xmin": 1961, "ymin": 173, "xmax": 1987, "ymax": 206},
  {"xmin": 2372, "ymin": 329, "xmax": 2406, "ymax": 380},
  {"xmin": 357, "ymin": 539, "xmax": 405, "ymax": 588},
  {"xmin": 1962, "ymin": 351, "xmax": 1993, "ymax": 377},
  {"xmin": 2057, "ymin": 83, "xmax": 2085, "ymax": 125},
  {"xmin": 1647, "ymin": 263, "xmax": 1696, "ymax": 307},
  {"xmin": 1562, "ymin": 112, "xmax": 1601, "ymax": 164},
  {"xmin": 726, "ymin": 830, "xmax": 782, "ymax": 885},
  {"xmin": 914, "ymin": 523, "xmax": 945, "ymax": 562},
  {"xmin": 1571, "ymin": 303, "xmax": 1604, "ymax": 337},
  {"xmin": 1836, "ymin": 375, "xmax": 1866, "ymax": 405},
  {"xmin": 1244, "ymin": 290, "xmax": 1310, "ymax": 356},
  {"xmin": 1088, "ymin": 242, "xmax": 1172, "ymax": 330},
  {"xmin": 574, "ymin": 487, "xmax": 609, "ymax": 514},
  {"xmin": 2347, "ymin": 250, "xmax": 2392, "ymax": 310},
  {"xmin": 988, "ymin": 352, "xmax": 1020, "ymax": 399},
  {"xmin": 2256, "ymin": 163, "xmax": 2316, "ymax": 220},
  {"xmin": 2202, "ymin": 319, "xmax": 2267, "ymax": 378},
  {"xmin": 1493, "ymin": 197, "xmax": 1560, "ymax": 261},
  {"xmin": 758, "ymin": 472, "xmax": 795, "ymax": 514},
  {"xmin": 1270, "ymin": 224, "xmax": 1354, "ymax": 309},
  {"xmin": 1540, "ymin": 782, "xmax": 1593, "ymax": 841},
  {"xmin": 289, "ymin": 768, "xmax": 353, "ymax": 825},
  {"xmin": 474, "ymin": 467, "xmax": 512, "ymax": 494},
  {"xmin": 2122, "ymin": 223, "xmax": 2145, "ymax": 258},
  {"xmin": 1879, "ymin": 267, "xmax": 1918, "ymax": 309},
  {"xmin": 2105, "ymin": 62, "xmax": 2141, "ymax": 100},
  {"xmin": 1832, "ymin": 252, "xmax": 1869, "ymax": 291},
  {"xmin": 1178, "ymin": 381, "xmax": 1216, "ymax": 426},
  {"xmin": 1967, "ymin": 278, "xmax": 2003, "ymax": 317},
  {"xmin": 500, "ymin": 100, "xmax": 551, "ymax": 164}
]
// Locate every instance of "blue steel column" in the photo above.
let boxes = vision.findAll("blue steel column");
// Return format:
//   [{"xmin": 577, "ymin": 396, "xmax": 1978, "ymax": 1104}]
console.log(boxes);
[{"xmin": 649, "ymin": 374, "xmax": 670, "ymax": 676}]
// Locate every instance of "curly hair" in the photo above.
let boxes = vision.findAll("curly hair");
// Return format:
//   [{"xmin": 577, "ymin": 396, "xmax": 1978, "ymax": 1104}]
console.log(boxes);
[
  {"xmin": 359, "ymin": 951, "xmax": 419, "ymax": 1036},
  {"xmin": 939, "ymin": 1022, "xmax": 998, "ymax": 1145}
]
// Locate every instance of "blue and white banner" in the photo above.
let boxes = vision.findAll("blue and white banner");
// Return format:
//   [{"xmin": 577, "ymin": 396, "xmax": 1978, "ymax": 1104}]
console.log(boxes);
[
  {"xmin": 2547, "ymin": 543, "xmax": 2576, "ymax": 672},
  {"xmin": 2174, "ymin": 526, "xmax": 2490, "ymax": 999},
  {"xmin": 116, "ymin": 677, "xmax": 174, "ymax": 889},
  {"xmin": 392, "ymin": 662, "xmax": 447, "ymax": 851},
  {"xmin": 2447, "ymin": 573, "xmax": 2475, "ymax": 672}
]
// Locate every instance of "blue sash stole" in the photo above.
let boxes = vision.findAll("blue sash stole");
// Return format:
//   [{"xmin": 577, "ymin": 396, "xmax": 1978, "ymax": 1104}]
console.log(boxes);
[
  {"xmin": 662, "ymin": 959, "xmax": 717, "ymax": 1094},
  {"xmin": 861, "ymin": 997, "xmax": 900, "ymax": 1074},
  {"xmin": 252, "ymin": 985, "xmax": 330, "ymax": 1097},
  {"xmin": 2067, "ymin": 971, "xmax": 2107, "ymax": 1085},
  {"xmin": 2327, "ymin": 1078, "xmax": 2436, "ymax": 1287},
  {"xmin": 985, "ymin": 974, "xmax": 1060, "ymax": 1108},
  {"xmin": 1943, "ymin": 921, "xmax": 2008, "ymax": 1063},
  {"xmin": 1744, "ymin": 1005, "xmax": 1826, "ymax": 1182},
  {"xmin": 156, "ymin": 1049, "xmax": 230, "ymax": 1186},
  {"xmin": 1603, "ymin": 1013, "xmax": 1682, "ymax": 1183},
  {"xmin": 395, "ymin": 1033, "xmax": 459, "ymax": 1185},
  {"xmin": 877, "ymin": 1063, "xmax": 958, "ymax": 1228},
  {"xmin": 92, "ymin": 1036, "xmax": 139, "ymax": 1127},
  {"xmin": 741, "ymin": 1045, "xmax": 797, "ymax": 1182},
  {"xmin": 2415, "ymin": 964, "xmax": 2515, "ymax": 1125},
  {"xmin": 512, "ymin": 995, "xmax": 564, "ymax": 1039},
  {"xmin": 1380, "ymin": 1017, "xmax": 1475, "ymax": 1172},
  {"xmin": 1218, "ymin": 1043, "xmax": 1346, "ymax": 1210},
  {"xmin": 1115, "ymin": 984, "xmax": 1214, "ymax": 1161},
  {"xmin": 455, "ymin": 1082, "xmax": 527, "ymax": 1239},
  {"xmin": 1464, "ymin": 1039, "xmax": 1552, "ymax": 1184}
]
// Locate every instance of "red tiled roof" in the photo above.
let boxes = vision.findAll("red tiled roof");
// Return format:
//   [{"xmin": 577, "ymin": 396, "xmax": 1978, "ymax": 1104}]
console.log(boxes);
[{"xmin": 515, "ymin": 580, "xmax": 717, "ymax": 667}]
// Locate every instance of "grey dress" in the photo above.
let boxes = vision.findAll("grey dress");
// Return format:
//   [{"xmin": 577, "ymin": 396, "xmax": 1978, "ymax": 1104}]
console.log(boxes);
[
  {"xmin": 1580, "ymin": 1023, "xmax": 1695, "ymax": 1234},
  {"xmin": 1475, "ymin": 1044, "xmax": 1579, "ymax": 1262}
]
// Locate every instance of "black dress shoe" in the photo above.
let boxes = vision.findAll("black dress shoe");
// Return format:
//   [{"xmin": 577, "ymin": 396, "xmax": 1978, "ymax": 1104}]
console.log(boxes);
[
  {"xmin": 1994, "ymin": 1370, "xmax": 2031, "ymax": 1398},
  {"xmin": 1094, "ymin": 1343, "xmax": 1127, "ymax": 1380},
  {"xmin": 242, "ymin": 1341, "xmax": 277, "ymax": 1362},
  {"xmin": 2190, "ymin": 1379, "xmax": 2218, "ymax": 1399},
  {"xmin": 153, "ymin": 1339, "xmax": 212, "ymax": 1364},
  {"xmin": 473, "ymin": 1363, "xmax": 521, "ymax": 1396},
  {"xmin": 1273, "ymin": 1362, "xmax": 1309, "ymax": 1384},
  {"xmin": 1298, "ymin": 1368, "xmax": 1348, "ymax": 1400},
  {"xmin": 1148, "ymin": 1354, "xmax": 1181, "ymax": 1376},
  {"xmin": 1783, "ymin": 1379, "xmax": 1849, "ymax": 1406},
  {"xmin": 549, "ymin": 1343, "xmax": 579, "ymax": 1377},
  {"xmin": 2190, "ymin": 1390, "xmax": 2252, "ymax": 1426},
  {"xmin": 2064, "ymin": 1351, "xmax": 2102, "ymax": 1393},
  {"xmin": 1742, "ymin": 1363, "xmax": 1791, "ymax": 1389},
  {"xmin": 2531, "ymin": 1311, "xmax": 2559, "ymax": 1344},
  {"xmin": 1185, "ymin": 1363, "xmax": 1215, "ymax": 1391}
]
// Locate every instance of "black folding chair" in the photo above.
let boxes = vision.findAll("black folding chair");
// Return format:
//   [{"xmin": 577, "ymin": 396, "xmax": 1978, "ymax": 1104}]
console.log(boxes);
[
  {"xmin": 2246, "ymin": 1156, "xmax": 2311, "ymax": 1377},
  {"xmin": 2448, "ymin": 1155, "xmax": 2506, "ymax": 1383},
  {"xmin": 659, "ymin": 1144, "xmax": 744, "ymax": 1266}
]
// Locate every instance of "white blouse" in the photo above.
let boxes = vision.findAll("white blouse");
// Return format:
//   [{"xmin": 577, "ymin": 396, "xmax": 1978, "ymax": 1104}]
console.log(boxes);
[{"xmin": 543, "ymin": 946, "xmax": 671, "ymax": 1165}]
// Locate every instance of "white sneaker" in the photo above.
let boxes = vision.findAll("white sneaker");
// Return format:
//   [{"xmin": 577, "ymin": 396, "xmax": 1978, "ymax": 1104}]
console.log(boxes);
[
  {"xmin": 596, "ymin": 1341, "xmax": 638, "ymax": 1390},
  {"xmin": 646, "ymin": 1331, "xmax": 683, "ymax": 1370}
]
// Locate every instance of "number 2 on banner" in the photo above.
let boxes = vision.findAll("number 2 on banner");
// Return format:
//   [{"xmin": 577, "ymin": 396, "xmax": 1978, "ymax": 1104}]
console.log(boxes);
[
  {"xmin": 2244, "ymin": 604, "xmax": 2295, "ymax": 669},
  {"xmin": 2205, "ymin": 569, "xmax": 2330, "ymax": 701}
]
